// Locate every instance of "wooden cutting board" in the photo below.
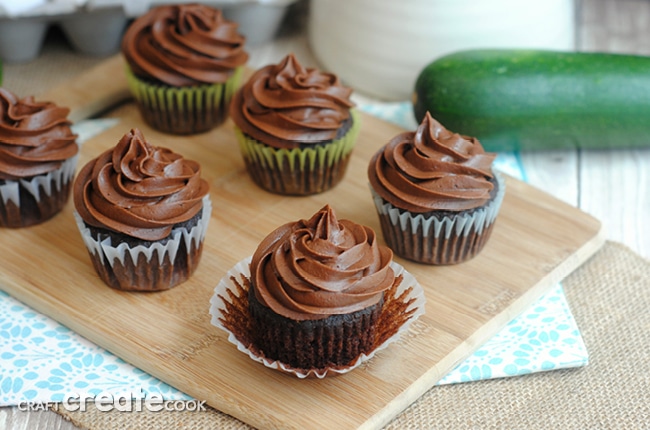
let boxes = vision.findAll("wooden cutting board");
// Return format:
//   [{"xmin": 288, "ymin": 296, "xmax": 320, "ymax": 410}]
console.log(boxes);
[{"xmin": 1, "ymin": 55, "xmax": 604, "ymax": 430}]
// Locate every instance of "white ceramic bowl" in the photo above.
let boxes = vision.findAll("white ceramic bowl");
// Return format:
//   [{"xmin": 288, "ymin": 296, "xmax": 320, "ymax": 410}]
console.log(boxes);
[{"xmin": 308, "ymin": 0, "xmax": 576, "ymax": 101}]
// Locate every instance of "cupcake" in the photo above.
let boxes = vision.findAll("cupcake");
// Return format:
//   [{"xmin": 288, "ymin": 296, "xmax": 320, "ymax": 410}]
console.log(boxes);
[
  {"xmin": 121, "ymin": 4, "xmax": 248, "ymax": 135},
  {"xmin": 247, "ymin": 205, "xmax": 394, "ymax": 370},
  {"xmin": 229, "ymin": 54, "xmax": 360, "ymax": 195},
  {"xmin": 73, "ymin": 128, "xmax": 211, "ymax": 291},
  {"xmin": 211, "ymin": 205, "xmax": 425, "ymax": 377},
  {"xmin": 367, "ymin": 112, "xmax": 505, "ymax": 265},
  {"xmin": 247, "ymin": 206, "xmax": 397, "ymax": 369},
  {"xmin": 0, "ymin": 88, "xmax": 78, "ymax": 228}
]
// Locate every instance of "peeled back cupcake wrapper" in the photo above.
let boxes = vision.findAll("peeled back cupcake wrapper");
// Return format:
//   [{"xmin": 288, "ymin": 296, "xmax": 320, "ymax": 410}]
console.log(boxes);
[
  {"xmin": 235, "ymin": 109, "xmax": 360, "ymax": 171},
  {"xmin": 372, "ymin": 171, "xmax": 506, "ymax": 239},
  {"xmin": 209, "ymin": 256, "xmax": 426, "ymax": 379},
  {"xmin": 0, "ymin": 155, "xmax": 78, "ymax": 206},
  {"xmin": 74, "ymin": 196, "xmax": 212, "ymax": 268}
]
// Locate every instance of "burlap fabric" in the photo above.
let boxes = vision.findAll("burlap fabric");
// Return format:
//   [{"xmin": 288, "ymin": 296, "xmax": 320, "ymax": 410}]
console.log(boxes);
[{"xmin": 44, "ymin": 241, "xmax": 648, "ymax": 429}]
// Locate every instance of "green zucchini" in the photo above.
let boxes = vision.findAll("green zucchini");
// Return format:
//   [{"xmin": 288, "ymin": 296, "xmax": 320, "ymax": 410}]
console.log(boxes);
[{"xmin": 413, "ymin": 49, "xmax": 650, "ymax": 151}]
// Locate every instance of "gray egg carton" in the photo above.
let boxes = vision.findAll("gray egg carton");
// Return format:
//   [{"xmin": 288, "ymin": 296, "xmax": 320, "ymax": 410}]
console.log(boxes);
[{"xmin": 0, "ymin": 0, "xmax": 297, "ymax": 63}]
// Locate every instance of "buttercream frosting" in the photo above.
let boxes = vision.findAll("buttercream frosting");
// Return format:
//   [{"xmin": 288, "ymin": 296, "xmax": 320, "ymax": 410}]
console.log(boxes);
[
  {"xmin": 121, "ymin": 4, "xmax": 248, "ymax": 86},
  {"xmin": 0, "ymin": 88, "xmax": 78, "ymax": 181},
  {"xmin": 230, "ymin": 53, "xmax": 355, "ymax": 148},
  {"xmin": 73, "ymin": 128, "xmax": 209, "ymax": 241},
  {"xmin": 250, "ymin": 205, "xmax": 394, "ymax": 321},
  {"xmin": 368, "ymin": 112, "xmax": 496, "ymax": 213}
]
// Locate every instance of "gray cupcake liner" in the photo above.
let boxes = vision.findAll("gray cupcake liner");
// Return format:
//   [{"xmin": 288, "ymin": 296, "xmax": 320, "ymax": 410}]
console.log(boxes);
[
  {"xmin": 74, "ymin": 195, "xmax": 212, "ymax": 268},
  {"xmin": 371, "ymin": 172, "xmax": 506, "ymax": 264},
  {"xmin": 0, "ymin": 154, "xmax": 78, "ymax": 206}
]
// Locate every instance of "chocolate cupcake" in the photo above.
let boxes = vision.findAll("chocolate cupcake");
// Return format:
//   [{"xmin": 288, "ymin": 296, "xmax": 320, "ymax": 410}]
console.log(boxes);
[
  {"xmin": 247, "ymin": 205, "xmax": 394, "ymax": 370},
  {"xmin": 122, "ymin": 4, "xmax": 248, "ymax": 134},
  {"xmin": 229, "ymin": 54, "xmax": 360, "ymax": 195},
  {"xmin": 368, "ymin": 112, "xmax": 505, "ymax": 265},
  {"xmin": 210, "ymin": 205, "xmax": 426, "ymax": 377},
  {"xmin": 0, "ymin": 88, "xmax": 78, "ymax": 228},
  {"xmin": 73, "ymin": 128, "xmax": 211, "ymax": 291}
]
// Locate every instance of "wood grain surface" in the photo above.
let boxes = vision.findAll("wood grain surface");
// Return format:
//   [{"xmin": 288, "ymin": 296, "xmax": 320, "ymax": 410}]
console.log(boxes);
[{"xmin": 0, "ymin": 54, "xmax": 604, "ymax": 430}]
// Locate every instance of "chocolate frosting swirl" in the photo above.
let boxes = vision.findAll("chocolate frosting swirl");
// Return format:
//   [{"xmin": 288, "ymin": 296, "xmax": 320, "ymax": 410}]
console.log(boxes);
[
  {"xmin": 368, "ymin": 112, "xmax": 497, "ymax": 213},
  {"xmin": 122, "ymin": 4, "xmax": 248, "ymax": 86},
  {"xmin": 73, "ymin": 128, "xmax": 210, "ymax": 241},
  {"xmin": 0, "ymin": 88, "xmax": 78, "ymax": 181},
  {"xmin": 250, "ymin": 205, "xmax": 394, "ymax": 321},
  {"xmin": 230, "ymin": 53, "xmax": 355, "ymax": 148}
]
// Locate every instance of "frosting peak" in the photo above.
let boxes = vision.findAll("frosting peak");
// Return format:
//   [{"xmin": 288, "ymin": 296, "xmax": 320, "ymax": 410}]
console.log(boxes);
[
  {"xmin": 122, "ymin": 4, "xmax": 248, "ymax": 86},
  {"xmin": 0, "ymin": 88, "xmax": 78, "ymax": 180},
  {"xmin": 368, "ymin": 112, "xmax": 496, "ymax": 213},
  {"xmin": 250, "ymin": 205, "xmax": 394, "ymax": 320},
  {"xmin": 229, "ymin": 53, "xmax": 355, "ymax": 148},
  {"xmin": 73, "ymin": 128, "xmax": 210, "ymax": 241}
]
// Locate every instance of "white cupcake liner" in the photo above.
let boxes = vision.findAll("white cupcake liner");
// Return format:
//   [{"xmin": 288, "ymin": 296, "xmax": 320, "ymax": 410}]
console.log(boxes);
[
  {"xmin": 371, "ymin": 171, "xmax": 506, "ymax": 239},
  {"xmin": 73, "ymin": 195, "xmax": 212, "ymax": 268},
  {"xmin": 0, "ymin": 155, "xmax": 78, "ymax": 207},
  {"xmin": 209, "ymin": 256, "xmax": 426, "ymax": 379}
]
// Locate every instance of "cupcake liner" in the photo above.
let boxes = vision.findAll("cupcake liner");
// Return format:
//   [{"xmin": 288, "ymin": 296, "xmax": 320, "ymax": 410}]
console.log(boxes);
[
  {"xmin": 0, "ymin": 155, "xmax": 78, "ymax": 228},
  {"xmin": 371, "ymin": 171, "xmax": 506, "ymax": 264},
  {"xmin": 234, "ymin": 110, "xmax": 360, "ymax": 195},
  {"xmin": 74, "ymin": 196, "xmax": 212, "ymax": 291},
  {"xmin": 126, "ymin": 66, "xmax": 243, "ymax": 135},
  {"xmin": 209, "ymin": 256, "xmax": 425, "ymax": 379}
]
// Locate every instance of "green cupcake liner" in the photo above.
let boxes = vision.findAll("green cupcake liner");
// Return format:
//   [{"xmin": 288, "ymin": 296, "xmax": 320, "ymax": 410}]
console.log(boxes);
[
  {"xmin": 236, "ymin": 109, "xmax": 359, "ymax": 170},
  {"xmin": 126, "ymin": 66, "xmax": 243, "ymax": 134},
  {"xmin": 234, "ymin": 110, "xmax": 360, "ymax": 195}
]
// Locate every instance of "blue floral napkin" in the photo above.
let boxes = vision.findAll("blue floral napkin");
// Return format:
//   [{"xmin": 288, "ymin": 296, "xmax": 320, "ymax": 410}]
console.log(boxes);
[{"xmin": 0, "ymin": 106, "xmax": 588, "ymax": 405}]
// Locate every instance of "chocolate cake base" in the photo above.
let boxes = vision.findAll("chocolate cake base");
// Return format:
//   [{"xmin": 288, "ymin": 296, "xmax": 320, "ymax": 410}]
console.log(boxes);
[
  {"xmin": 378, "ymin": 213, "xmax": 498, "ymax": 265},
  {"xmin": 244, "ymin": 151, "xmax": 352, "ymax": 196},
  {"xmin": 82, "ymin": 212, "xmax": 205, "ymax": 292},
  {"xmin": 0, "ymin": 177, "xmax": 73, "ymax": 228},
  {"xmin": 126, "ymin": 68, "xmax": 241, "ymax": 135},
  {"xmin": 248, "ymin": 287, "xmax": 383, "ymax": 370},
  {"xmin": 375, "ymin": 175, "xmax": 504, "ymax": 265},
  {"xmin": 136, "ymin": 99, "xmax": 229, "ymax": 136},
  {"xmin": 238, "ymin": 115, "xmax": 357, "ymax": 196}
]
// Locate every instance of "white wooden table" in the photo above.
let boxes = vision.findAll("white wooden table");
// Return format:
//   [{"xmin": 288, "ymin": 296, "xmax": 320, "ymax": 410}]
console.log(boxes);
[{"xmin": 1, "ymin": 0, "xmax": 649, "ymax": 428}]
